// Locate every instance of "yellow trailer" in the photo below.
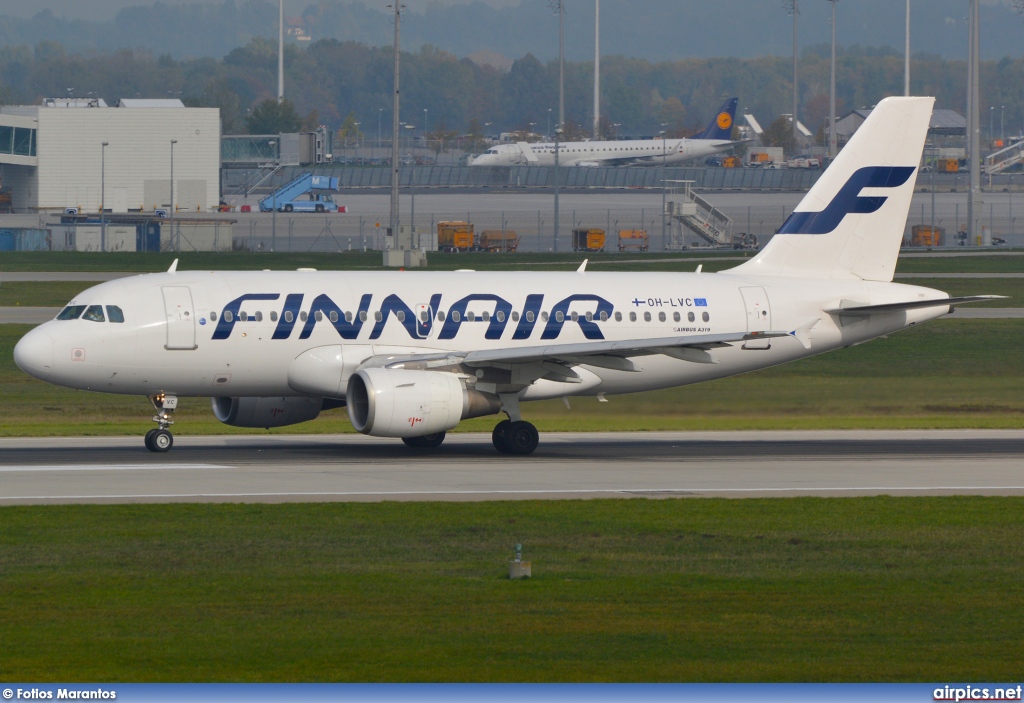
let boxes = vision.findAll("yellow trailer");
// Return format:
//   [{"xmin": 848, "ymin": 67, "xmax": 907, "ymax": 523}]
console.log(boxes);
[{"xmin": 572, "ymin": 228, "xmax": 605, "ymax": 252}]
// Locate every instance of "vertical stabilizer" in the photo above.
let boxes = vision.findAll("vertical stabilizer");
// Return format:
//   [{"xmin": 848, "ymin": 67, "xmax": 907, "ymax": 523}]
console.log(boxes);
[
  {"xmin": 726, "ymin": 96, "xmax": 933, "ymax": 282},
  {"xmin": 693, "ymin": 98, "xmax": 739, "ymax": 141}
]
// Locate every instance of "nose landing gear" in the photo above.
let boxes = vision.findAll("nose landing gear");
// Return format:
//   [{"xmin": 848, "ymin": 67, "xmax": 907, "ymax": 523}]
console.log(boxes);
[{"xmin": 145, "ymin": 393, "xmax": 177, "ymax": 452}]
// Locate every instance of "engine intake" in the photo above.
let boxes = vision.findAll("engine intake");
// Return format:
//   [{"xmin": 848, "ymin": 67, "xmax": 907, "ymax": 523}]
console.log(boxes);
[
  {"xmin": 212, "ymin": 396, "xmax": 324, "ymax": 428},
  {"xmin": 347, "ymin": 368, "xmax": 500, "ymax": 437}
]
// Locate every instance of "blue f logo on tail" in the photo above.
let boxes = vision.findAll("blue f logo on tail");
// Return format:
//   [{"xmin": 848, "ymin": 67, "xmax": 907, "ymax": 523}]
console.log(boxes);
[{"xmin": 779, "ymin": 166, "xmax": 916, "ymax": 235}]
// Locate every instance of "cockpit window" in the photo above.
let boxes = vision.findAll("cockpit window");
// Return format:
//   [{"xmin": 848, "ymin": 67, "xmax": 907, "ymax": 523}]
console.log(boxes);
[
  {"xmin": 57, "ymin": 305, "xmax": 86, "ymax": 320},
  {"xmin": 82, "ymin": 305, "xmax": 105, "ymax": 322},
  {"xmin": 106, "ymin": 305, "xmax": 125, "ymax": 323}
]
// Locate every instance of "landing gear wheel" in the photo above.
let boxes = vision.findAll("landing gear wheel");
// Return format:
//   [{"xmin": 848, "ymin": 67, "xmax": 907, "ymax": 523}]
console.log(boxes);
[
  {"xmin": 492, "ymin": 419, "xmax": 512, "ymax": 454},
  {"xmin": 504, "ymin": 421, "xmax": 539, "ymax": 455},
  {"xmin": 402, "ymin": 432, "xmax": 446, "ymax": 449},
  {"xmin": 149, "ymin": 429, "xmax": 173, "ymax": 453}
]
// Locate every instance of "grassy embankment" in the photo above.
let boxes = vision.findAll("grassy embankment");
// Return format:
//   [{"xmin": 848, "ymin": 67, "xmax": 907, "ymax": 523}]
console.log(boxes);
[
  {"xmin": 0, "ymin": 498, "xmax": 1021, "ymax": 681},
  {"xmin": 2, "ymin": 319, "xmax": 1022, "ymax": 436}
]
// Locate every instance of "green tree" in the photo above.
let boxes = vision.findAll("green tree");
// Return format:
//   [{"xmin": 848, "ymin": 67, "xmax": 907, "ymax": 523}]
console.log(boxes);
[
  {"xmin": 335, "ymin": 112, "xmax": 363, "ymax": 148},
  {"xmin": 246, "ymin": 98, "xmax": 301, "ymax": 135},
  {"xmin": 762, "ymin": 115, "xmax": 797, "ymax": 154},
  {"xmin": 658, "ymin": 97, "xmax": 687, "ymax": 137}
]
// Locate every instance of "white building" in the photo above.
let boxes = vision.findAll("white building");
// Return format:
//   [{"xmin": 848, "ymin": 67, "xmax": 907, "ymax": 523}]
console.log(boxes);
[{"xmin": 0, "ymin": 98, "xmax": 220, "ymax": 214}]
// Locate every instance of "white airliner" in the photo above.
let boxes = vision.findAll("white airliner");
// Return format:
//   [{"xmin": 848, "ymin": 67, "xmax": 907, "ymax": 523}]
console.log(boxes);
[
  {"xmin": 470, "ymin": 98, "xmax": 740, "ymax": 168},
  {"xmin": 14, "ymin": 97, "xmax": 1000, "ymax": 455}
]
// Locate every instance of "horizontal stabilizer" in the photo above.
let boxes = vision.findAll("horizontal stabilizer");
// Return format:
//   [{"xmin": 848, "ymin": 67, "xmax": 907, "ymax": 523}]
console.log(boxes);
[{"xmin": 824, "ymin": 295, "xmax": 1007, "ymax": 316}]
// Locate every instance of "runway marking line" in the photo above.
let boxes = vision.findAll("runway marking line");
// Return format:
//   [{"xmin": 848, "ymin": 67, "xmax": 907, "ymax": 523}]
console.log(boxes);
[
  {"xmin": 0, "ymin": 464, "xmax": 233, "ymax": 472},
  {"xmin": 2, "ymin": 486, "xmax": 1024, "ymax": 501}
]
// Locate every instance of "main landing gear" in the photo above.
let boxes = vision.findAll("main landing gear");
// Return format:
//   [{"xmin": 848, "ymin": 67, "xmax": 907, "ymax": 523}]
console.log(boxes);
[
  {"xmin": 491, "ymin": 419, "xmax": 539, "ymax": 455},
  {"xmin": 491, "ymin": 394, "xmax": 539, "ymax": 455},
  {"xmin": 145, "ymin": 393, "xmax": 177, "ymax": 453}
]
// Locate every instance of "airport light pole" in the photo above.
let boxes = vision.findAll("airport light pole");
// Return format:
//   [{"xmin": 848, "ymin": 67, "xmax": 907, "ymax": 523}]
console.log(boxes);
[
  {"xmin": 990, "ymin": 106, "xmax": 995, "ymax": 145},
  {"xmin": 377, "ymin": 108, "xmax": 382, "ymax": 157},
  {"xmin": 169, "ymin": 139, "xmax": 178, "ymax": 252},
  {"xmin": 786, "ymin": 0, "xmax": 799, "ymax": 142},
  {"xmin": 660, "ymin": 128, "xmax": 667, "ymax": 251},
  {"xmin": 904, "ymin": 0, "xmax": 910, "ymax": 96},
  {"xmin": 389, "ymin": 2, "xmax": 403, "ymax": 236},
  {"xmin": 828, "ymin": 0, "xmax": 839, "ymax": 160},
  {"xmin": 548, "ymin": 109, "xmax": 552, "ymax": 139},
  {"xmin": 554, "ymin": 127, "xmax": 562, "ymax": 253},
  {"xmin": 269, "ymin": 139, "xmax": 277, "ymax": 250},
  {"xmin": 100, "ymin": 141, "xmax": 108, "ymax": 253}
]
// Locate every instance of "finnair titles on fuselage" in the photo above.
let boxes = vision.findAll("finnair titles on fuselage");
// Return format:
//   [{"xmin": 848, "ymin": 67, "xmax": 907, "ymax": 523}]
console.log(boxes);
[
  {"xmin": 471, "ymin": 98, "xmax": 740, "ymax": 168},
  {"xmin": 14, "ymin": 97, "xmax": 1001, "ymax": 454}
]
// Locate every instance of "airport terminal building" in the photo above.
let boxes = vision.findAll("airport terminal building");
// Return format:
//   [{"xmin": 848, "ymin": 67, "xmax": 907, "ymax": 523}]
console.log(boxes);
[{"xmin": 0, "ymin": 98, "xmax": 220, "ymax": 214}]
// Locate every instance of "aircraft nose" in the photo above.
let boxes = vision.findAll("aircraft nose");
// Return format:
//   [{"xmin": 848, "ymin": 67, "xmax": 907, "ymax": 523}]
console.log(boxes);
[{"xmin": 13, "ymin": 327, "xmax": 54, "ymax": 379}]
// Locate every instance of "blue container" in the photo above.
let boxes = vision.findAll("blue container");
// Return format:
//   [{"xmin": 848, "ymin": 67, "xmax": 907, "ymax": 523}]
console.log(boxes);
[{"xmin": 0, "ymin": 229, "xmax": 14, "ymax": 251}]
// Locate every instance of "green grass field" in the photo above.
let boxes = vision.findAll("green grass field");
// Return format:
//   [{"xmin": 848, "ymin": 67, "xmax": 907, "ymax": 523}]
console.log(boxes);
[
  {"xmin": 3, "ymin": 319, "xmax": 1023, "ymax": 436},
  {"xmin": 1, "ymin": 498, "xmax": 1021, "ymax": 681}
]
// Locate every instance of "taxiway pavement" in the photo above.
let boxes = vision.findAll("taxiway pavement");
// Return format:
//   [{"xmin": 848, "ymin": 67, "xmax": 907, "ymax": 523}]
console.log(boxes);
[{"xmin": 1, "ymin": 430, "xmax": 1022, "ymax": 504}]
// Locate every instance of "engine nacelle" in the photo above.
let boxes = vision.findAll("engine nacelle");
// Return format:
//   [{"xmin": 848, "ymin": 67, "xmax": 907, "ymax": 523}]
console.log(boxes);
[
  {"xmin": 346, "ymin": 368, "xmax": 500, "ymax": 438},
  {"xmin": 212, "ymin": 396, "xmax": 323, "ymax": 428}
]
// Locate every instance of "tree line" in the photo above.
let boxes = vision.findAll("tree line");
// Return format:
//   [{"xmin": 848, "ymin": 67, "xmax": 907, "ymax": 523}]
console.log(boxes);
[{"xmin": 2, "ymin": 38, "xmax": 1023, "ymax": 144}]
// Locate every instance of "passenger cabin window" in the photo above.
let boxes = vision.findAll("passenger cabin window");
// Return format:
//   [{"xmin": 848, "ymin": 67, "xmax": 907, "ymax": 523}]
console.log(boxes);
[
  {"xmin": 374, "ymin": 311, "xmax": 383, "ymax": 322},
  {"xmin": 688, "ymin": 312, "xmax": 695, "ymax": 322},
  {"xmin": 614, "ymin": 311, "xmax": 621, "ymax": 322},
  {"xmin": 224, "ymin": 311, "xmax": 234, "ymax": 323},
  {"xmin": 702, "ymin": 312, "xmax": 710, "ymax": 322},
  {"xmin": 329, "ymin": 311, "xmax": 339, "ymax": 323},
  {"xmin": 644, "ymin": 312, "xmax": 652, "ymax": 322},
  {"xmin": 511, "ymin": 311, "xmax": 519, "ymax": 322},
  {"xmin": 658, "ymin": 312, "xmax": 666, "ymax": 322},
  {"xmin": 629, "ymin": 312, "xmax": 637, "ymax": 322},
  {"xmin": 284, "ymin": 311, "xmax": 293, "ymax": 323},
  {"xmin": 315, "ymin": 311, "xmax": 323, "ymax": 322},
  {"xmin": 57, "ymin": 305, "xmax": 86, "ymax": 320},
  {"xmin": 673, "ymin": 312, "xmax": 680, "ymax": 322},
  {"xmin": 525, "ymin": 311, "xmax": 534, "ymax": 323},
  {"xmin": 239, "ymin": 311, "xmax": 248, "ymax": 322},
  {"xmin": 254, "ymin": 311, "xmax": 263, "ymax": 322},
  {"xmin": 106, "ymin": 305, "xmax": 125, "ymax": 323},
  {"xmin": 270, "ymin": 311, "xmax": 278, "ymax": 322},
  {"xmin": 300, "ymin": 311, "xmax": 308, "ymax": 322},
  {"xmin": 395, "ymin": 311, "xmax": 405, "ymax": 323},
  {"xmin": 81, "ymin": 305, "xmax": 105, "ymax": 322},
  {"xmin": 345, "ymin": 312, "xmax": 353, "ymax": 323},
  {"xmin": 437, "ymin": 311, "xmax": 446, "ymax": 321},
  {"xmin": 210, "ymin": 311, "xmax": 217, "ymax": 321},
  {"xmin": 359, "ymin": 311, "xmax": 367, "ymax": 322}
]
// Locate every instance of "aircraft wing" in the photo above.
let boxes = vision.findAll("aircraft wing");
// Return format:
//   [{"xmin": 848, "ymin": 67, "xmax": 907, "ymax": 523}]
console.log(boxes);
[
  {"xmin": 359, "ymin": 330, "xmax": 789, "ymax": 374},
  {"xmin": 823, "ymin": 295, "xmax": 1006, "ymax": 316}
]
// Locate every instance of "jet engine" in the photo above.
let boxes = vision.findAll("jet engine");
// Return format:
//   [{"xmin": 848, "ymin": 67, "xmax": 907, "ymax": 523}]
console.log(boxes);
[
  {"xmin": 212, "ymin": 396, "xmax": 324, "ymax": 428},
  {"xmin": 346, "ymin": 368, "xmax": 501, "ymax": 437}
]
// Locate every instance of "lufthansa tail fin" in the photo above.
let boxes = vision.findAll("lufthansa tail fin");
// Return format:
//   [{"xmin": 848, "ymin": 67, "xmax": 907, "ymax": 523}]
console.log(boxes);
[
  {"xmin": 725, "ymin": 96, "xmax": 933, "ymax": 282},
  {"xmin": 692, "ymin": 98, "xmax": 738, "ymax": 140}
]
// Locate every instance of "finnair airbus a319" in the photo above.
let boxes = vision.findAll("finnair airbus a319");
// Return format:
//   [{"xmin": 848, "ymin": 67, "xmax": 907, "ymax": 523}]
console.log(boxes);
[{"xmin": 14, "ymin": 97, "xmax": 999, "ymax": 455}]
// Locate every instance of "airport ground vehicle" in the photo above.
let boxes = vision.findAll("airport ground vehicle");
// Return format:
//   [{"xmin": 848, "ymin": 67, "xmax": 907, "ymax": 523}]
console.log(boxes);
[
  {"xmin": 478, "ymin": 230, "xmax": 518, "ymax": 252},
  {"xmin": 617, "ymin": 229, "xmax": 649, "ymax": 251},
  {"xmin": 572, "ymin": 228, "xmax": 606, "ymax": 252},
  {"xmin": 437, "ymin": 221, "xmax": 475, "ymax": 252},
  {"xmin": 258, "ymin": 174, "xmax": 347, "ymax": 213}
]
